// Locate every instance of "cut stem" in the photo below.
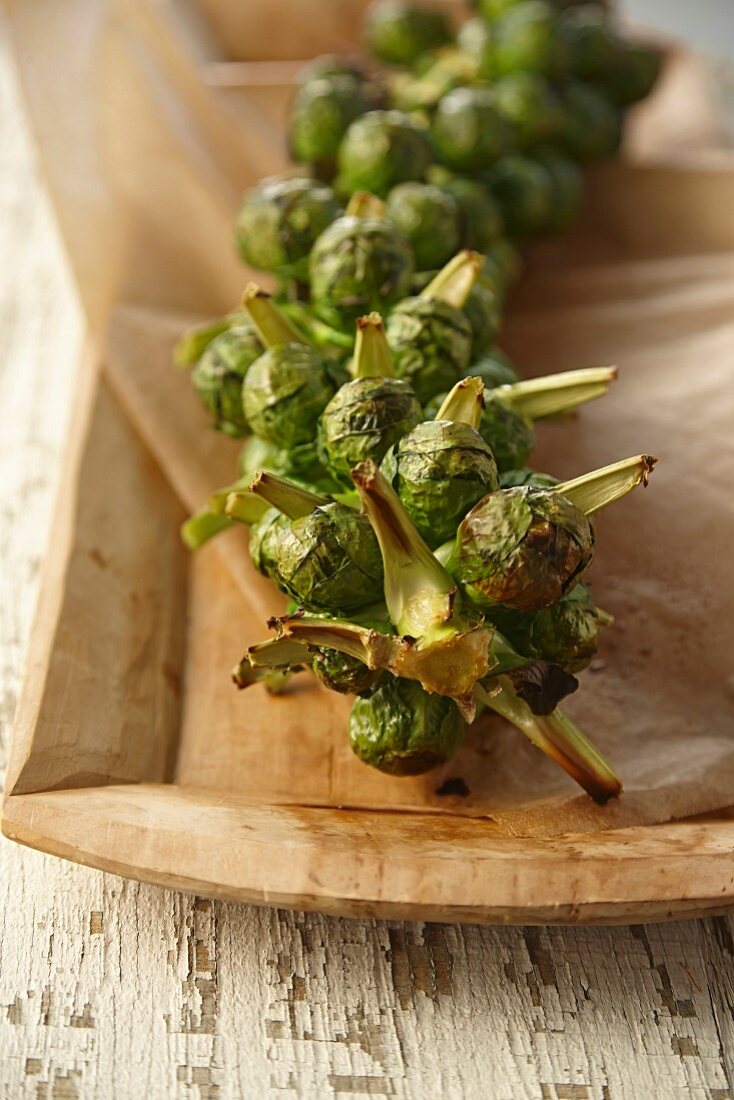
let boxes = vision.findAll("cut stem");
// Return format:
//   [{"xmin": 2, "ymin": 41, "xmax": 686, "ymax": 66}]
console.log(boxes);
[
  {"xmin": 353, "ymin": 312, "xmax": 394, "ymax": 379},
  {"xmin": 477, "ymin": 677, "xmax": 622, "ymax": 803},
  {"xmin": 498, "ymin": 366, "xmax": 618, "ymax": 420},
  {"xmin": 350, "ymin": 460, "xmax": 455, "ymax": 637},
  {"xmin": 273, "ymin": 614, "xmax": 394, "ymax": 668},
  {"xmin": 557, "ymin": 455, "xmax": 657, "ymax": 517},
  {"xmin": 434, "ymin": 376, "xmax": 485, "ymax": 429},
  {"xmin": 241, "ymin": 284, "xmax": 308, "ymax": 348},
  {"xmin": 345, "ymin": 191, "xmax": 386, "ymax": 220},
  {"xmin": 243, "ymin": 471, "xmax": 330, "ymax": 520},
  {"xmin": 422, "ymin": 250, "xmax": 483, "ymax": 310},
  {"xmin": 180, "ymin": 508, "xmax": 233, "ymax": 550},
  {"xmin": 174, "ymin": 316, "xmax": 231, "ymax": 367}
]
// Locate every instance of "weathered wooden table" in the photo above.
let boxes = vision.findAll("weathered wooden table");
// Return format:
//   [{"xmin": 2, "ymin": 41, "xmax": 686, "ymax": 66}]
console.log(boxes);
[{"xmin": 1, "ymin": 24, "xmax": 733, "ymax": 1100}]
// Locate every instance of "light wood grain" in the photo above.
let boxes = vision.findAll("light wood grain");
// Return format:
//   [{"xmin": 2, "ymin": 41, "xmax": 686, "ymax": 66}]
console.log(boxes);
[{"xmin": 3, "ymin": 14, "xmax": 734, "ymax": 1100}]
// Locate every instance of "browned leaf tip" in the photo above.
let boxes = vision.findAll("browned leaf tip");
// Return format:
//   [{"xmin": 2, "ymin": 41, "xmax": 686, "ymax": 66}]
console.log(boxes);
[{"xmin": 641, "ymin": 455, "xmax": 658, "ymax": 486}]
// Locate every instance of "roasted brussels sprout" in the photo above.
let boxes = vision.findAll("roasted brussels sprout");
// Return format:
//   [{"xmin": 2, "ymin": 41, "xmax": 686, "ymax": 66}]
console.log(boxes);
[
  {"xmin": 312, "ymin": 648, "xmax": 384, "ymax": 694},
  {"xmin": 432, "ymin": 174, "xmax": 504, "ymax": 251},
  {"xmin": 364, "ymin": 0, "xmax": 453, "ymax": 67},
  {"xmin": 533, "ymin": 151, "xmax": 583, "ymax": 231},
  {"xmin": 248, "ymin": 508, "xmax": 292, "ymax": 582},
  {"xmin": 485, "ymin": 582, "xmax": 607, "ymax": 671},
  {"xmin": 318, "ymin": 313, "xmax": 423, "ymax": 484},
  {"xmin": 382, "ymin": 377, "xmax": 499, "ymax": 547},
  {"xmin": 602, "ymin": 40, "xmax": 662, "ymax": 106},
  {"xmin": 483, "ymin": 154, "xmax": 556, "ymax": 238},
  {"xmin": 297, "ymin": 56, "xmax": 366, "ymax": 85},
  {"xmin": 492, "ymin": 1, "xmax": 569, "ymax": 77},
  {"xmin": 493, "ymin": 71, "xmax": 564, "ymax": 149},
  {"xmin": 289, "ymin": 76, "xmax": 369, "ymax": 174},
  {"xmin": 558, "ymin": 79, "xmax": 622, "ymax": 162},
  {"xmin": 499, "ymin": 467, "xmax": 558, "ymax": 488},
  {"xmin": 235, "ymin": 177, "xmax": 342, "ymax": 280},
  {"xmin": 431, "ymin": 87, "xmax": 511, "ymax": 174},
  {"xmin": 349, "ymin": 677, "xmax": 466, "ymax": 775},
  {"xmin": 463, "ymin": 277, "xmax": 502, "ymax": 357},
  {"xmin": 337, "ymin": 110, "xmax": 432, "ymax": 197},
  {"xmin": 191, "ymin": 324, "xmax": 262, "ymax": 437},
  {"xmin": 478, "ymin": 388, "xmax": 536, "ymax": 470},
  {"xmin": 309, "ymin": 208, "xmax": 415, "ymax": 327},
  {"xmin": 471, "ymin": 348, "xmax": 520, "ymax": 389},
  {"xmin": 482, "ymin": 239, "xmax": 523, "ymax": 299},
  {"xmin": 386, "ymin": 182, "xmax": 462, "ymax": 271},
  {"xmin": 386, "ymin": 251, "xmax": 478, "ymax": 404},
  {"xmin": 456, "ymin": 17, "xmax": 496, "ymax": 80}
]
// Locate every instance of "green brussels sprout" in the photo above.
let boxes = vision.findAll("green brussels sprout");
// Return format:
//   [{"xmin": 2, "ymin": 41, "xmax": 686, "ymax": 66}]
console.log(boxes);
[
  {"xmin": 289, "ymin": 76, "xmax": 369, "ymax": 173},
  {"xmin": 273, "ymin": 502, "xmax": 384, "ymax": 614},
  {"xmin": 431, "ymin": 87, "xmax": 511, "ymax": 173},
  {"xmin": 249, "ymin": 508, "xmax": 291, "ymax": 581},
  {"xmin": 336, "ymin": 110, "xmax": 432, "ymax": 197},
  {"xmin": 500, "ymin": 467, "xmax": 558, "ymax": 488},
  {"xmin": 364, "ymin": 0, "xmax": 453, "ymax": 66},
  {"xmin": 387, "ymin": 296, "xmax": 472, "ymax": 404},
  {"xmin": 558, "ymin": 6, "xmax": 619, "ymax": 82},
  {"xmin": 492, "ymin": 1, "xmax": 569, "ymax": 77},
  {"xmin": 174, "ymin": 313, "xmax": 240, "ymax": 367},
  {"xmin": 446, "ymin": 485, "xmax": 595, "ymax": 611},
  {"xmin": 482, "ymin": 239, "xmax": 523, "ymax": 299},
  {"xmin": 190, "ymin": 324, "xmax": 262, "ymax": 437},
  {"xmin": 533, "ymin": 151, "xmax": 583, "ymax": 231},
  {"xmin": 431, "ymin": 174, "xmax": 504, "ymax": 251},
  {"xmin": 310, "ymin": 215, "xmax": 415, "ymax": 327},
  {"xmin": 382, "ymin": 377, "xmax": 499, "ymax": 547},
  {"xmin": 493, "ymin": 71, "xmax": 564, "ymax": 149},
  {"xmin": 386, "ymin": 182, "xmax": 462, "ymax": 271},
  {"xmin": 483, "ymin": 154, "xmax": 555, "ymax": 238},
  {"xmin": 456, "ymin": 17, "xmax": 496, "ymax": 79},
  {"xmin": 312, "ymin": 648, "xmax": 383, "ymax": 694},
  {"xmin": 349, "ymin": 677, "xmax": 466, "ymax": 775},
  {"xmin": 602, "ymin": 40, "xmax": 662, "ymax": 107},
  {"xmin": 243, "ymin": 343, "xmax": 336, "ymax": 450},
  {"xmin": 235, "ymin": 176, "xmax": 342, "ymax": 280},
  {"xmin": 463, "ymin": 277, "xmax": 502, "ymax": 357},
  {"xmin": 474, "ymin": 0, "xmax": 525, "ymax": 19},
  {"xmin": 485, "ymin": 582, "xmax": 605, "ymax": 671},
  {"xmin": 297, "ymin": 56, "xmax": 366, "ymax": 85},
  {"xmin": 472, "ymin": 348, "xmax": 520, "ymax": 389},
  {"xmin": 319, "ymin": 376, "xmax": 423, "ymax": 484},
  {"xmin": 557, "ymin": 79, "xmax": 622, "ymax": 162},
  {"xmin": 478, "ymin": 388, "xmax": 535, "ymax": 471}
]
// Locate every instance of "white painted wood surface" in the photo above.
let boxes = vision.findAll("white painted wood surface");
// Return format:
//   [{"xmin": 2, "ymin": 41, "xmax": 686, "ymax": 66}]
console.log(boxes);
[{"xmin": 1, "ymin": 21, "xmax": 734, "ymax": 1100}]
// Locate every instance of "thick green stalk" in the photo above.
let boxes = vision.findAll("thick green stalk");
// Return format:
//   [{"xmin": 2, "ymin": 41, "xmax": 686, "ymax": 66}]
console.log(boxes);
[
  {"xmin": 557, "ymin": 455, "xmax": 657, "ymax": 517},
  {"xmin": 434, "ymin": 376, "xmax": 485, "ymax": 429},
  {"xmin": 353, "ymin": 312, "xmax": 394, "ymax": 379},
  {"xmin": 498, "ymin": 366, "xmax": 618, "ymax": 420},
  {"xmin": 345, "ymin": 191, "xmax": 386, "ymax": 220},
  {"xmin": 422, "ymin": 250, "xmax": 483, "ymax": 309},
  {"xmin": 209, "ymin": 477, "xmax": 266, "ymax": 518},
  {"xmin": 241, "ymin": 284, "xmax": 307, "ymax": 348},
  {"xmin": 180, "ymin": 509, "xmax": 233, "ymax": 550},
  {"xmin": 272, "ymin": 615, "xmax": 395, "ymax": 668},
  {"xmin": 174, "ymin": 316, "xmax": 230, "ymax": 367},
  {"xmin": 350, "ymin": 460, "xmax": 455, "ymax": 638},
  {"xmin": 242, "ymin": 471, "xmax": 330, "ymax": 520},
  {"xmin": 476, "ymin": 678, "xmax": 622, "ymax": 803}
]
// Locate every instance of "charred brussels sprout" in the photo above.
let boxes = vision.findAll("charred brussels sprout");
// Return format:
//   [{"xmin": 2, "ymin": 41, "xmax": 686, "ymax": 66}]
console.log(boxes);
[
  {"xmin": 478, "ymin": 389, "xmax": 535, "ymax": 471},
  {"xmin": 289, "ymin": 77, "xmax": 368, "ymax": 174},
  {"xmin": 387, "ymin": 297, "xmax": 472, "ymax": 403},
  {"xmin": 485, "ymin": 583, "xmax": 606, "ymax": 671},
  {"xmin": 431, "ymin": 87, "xmax": 511, "ymax": 174},
  {"xmin": 603, "ymin": 40, "xmax": 662, "ymax": 106},
  {"xmin": 312, "ymin": 648, "xmax": 383, "ymax": 694},
  {"xmin": 243, "ymin": 345, "xmax": 336, "ymax": 451},
  {"xmin": 482, "ymin": 239, "xmax": 523, "ymax": 300},
  {"xmin": 493, "ymin": 71, "xmax": 564, "ymax": 149},
  {"xmin": 349, "ymin": 677, "xmax": 466, "ymax": 775},
  {"xmin": 456, "ymin": 17, "xmax": 496, "ymax": 80},
  {"xmin": 463, "ymin": 277, "xmax": 502, "ymax": 357},
  {"xmin": 319, "ymin": 377, "xmax": 423, "ymax": 484},
  {"xmin": 382, "ymin": 378, "xmax": 499, "ymax": 547},
  {"xmin": 364, "ymin": 0, "xmax": 453, "ymax": 66},
  {"xmin": 533, "ymin": 151, "xmax": 583, "ymax": 231},
  {"xmin": 446, "ymin": 485, "xmax": 595, "ymax": 611},
  {"xmin": 558, "ymin": 79, "xmax": 622, "ymax": 162},
  {"xmin": 492, "ymin": 1, "xmax": 569, "ymax": 77},
  {"xmin": 559, "ymin": 5, "xmax": 620, "ymax": 82},
  {"xmin": 235, "ymin": 177, "xmax": 342, "ymax": 280},
  {"xmin": 500, "ymin": 468, "xmax": 558, "ymax": 488},
  {"xmin": 191, "ymin": 324, "xmax": 262, "ymax": 436},
  {"xmin": 433, "ymin": 175, "xmax": 504, "ymax": 251},
  {"xmin": 310, "ymin": 216, "xmax": 415, "ymax": 327},
  {"xmin": 274, "ymin": 502, "xmax": 384, "ymax": 614},
  {"xmin": 472, "ymin": 348, "xmax": 520, "ymax": 389},
  {"xmin": 297, "ymin": 56, "xmax": 366, "ymax": 84},
  {"xmin": 249, "ymin": 508, "xmax": 291, "ymax": 582},
  {"xmin": 337, "ymin": 110, "xmax": 432, "ymax": 197},
  {"xmin": 483, "ymin": 154, "xmax": 555, "ymax": 238},
  {"xmin": 386, "ymin": 182, "xmax": 462, "ymax": 271}
]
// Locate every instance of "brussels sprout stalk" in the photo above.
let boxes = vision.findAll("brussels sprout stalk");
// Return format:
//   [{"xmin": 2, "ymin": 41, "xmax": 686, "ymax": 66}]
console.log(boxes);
[
  {"xmin": 434, "ymin": 376, "xmax": 485, "ymax": 429},
  {"xmin": 241, "ymin": 470, "xmax": 330, "ymax": 519},
  {"xmin": 232, "ymin": 636, "xmax": 312, "ymax": 692},
  {"xmin": 422, "ymin": 250, "xmax": 484, "ymax": 310},
  {"xmin": 174, "ymin": 316, "xmax": 232, "ymax": 367},
  {"xmin": 350, "ymin": 459, "xmax": 493, "ymax": 711},
  {"xmin": 241, "ymin": 284, "xmax": 307, "ymax": 348},
  {"xmin": 476, "ymin": 678, "xmax": 622, "ymax": 804},
  {"xmin": 180, "ymin": 509, "xmax": 234, "ymax": 551},
  {"xmin": 498, "ymin": 366, "xmax": 618, "ymax": 420},
  {"xmin": 345, "ymin": 191, "xmax": 386, "ymax": 220},
  {"xmin": 557, "ymin": 454, "xmax": 657, "ymax": 516},
  {"xmin": 353, "ymin": 313, "xmax": 394, "ymax": 379}
]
